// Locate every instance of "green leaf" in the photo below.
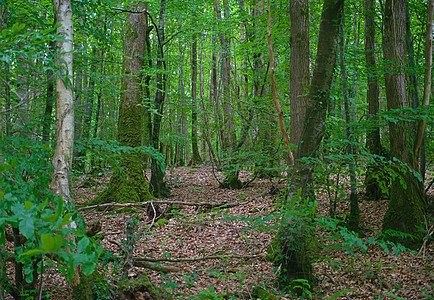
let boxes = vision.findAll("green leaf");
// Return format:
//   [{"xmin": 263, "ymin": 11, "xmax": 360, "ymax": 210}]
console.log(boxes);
[
  {"xmin": 41, "ymin": 234, "xmax": 55, "ymax": 252},
  {"xmin": 24, "ymin": 201, "xmax": 34, "ymax": 210},
  {"xmin": 59, "ymin": 213, "xmax": 73, "ymax": 226},
  {"xmin": 82, "ymin": 262, "xmax": 95, "ymax": 275},
  {"xmin": 53, "ymin": 233, "xmax": 64, "ymax": 252},
  {"xmin": 44, "ymin": 213, "xmax": 59, "ymax": 224},
  {"xmin": 77, "ymin": 237, "xmax": 90, "ymax": 253},
  {"xmin": 21, "ymin": 248, "xmax": 44, "ymax": 257},
  {"xmin": 19, "ymin": 217, "xmax": 34, "ymax": 239}
]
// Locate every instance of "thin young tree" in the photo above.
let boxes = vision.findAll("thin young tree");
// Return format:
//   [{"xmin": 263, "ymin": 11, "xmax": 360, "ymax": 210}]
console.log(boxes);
[
  {"xmin": 149, "ymin": 0, "xmax": 170, "ymax": 198},
  {"xmin": 51, "ymin": 0, "xmax": 81, "ymax": 289},
  {"xmin": 364, "ymin": 0, "xmax": 383, "ymax": 200}
]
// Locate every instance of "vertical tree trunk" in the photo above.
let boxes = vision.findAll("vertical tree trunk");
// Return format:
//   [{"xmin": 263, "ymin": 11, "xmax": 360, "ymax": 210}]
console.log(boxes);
[
  {"xmin": 382, "ymin": 0, "xmax": 425, "ymax": 249},
  {"xmin": 175, "ymin": 41, "xmax": 186, "ymax": 166},
  {"xmin": 51, "ymin": 0, "xmax": 80, "ymax": 288},
  {"xmin": 364, "ymin": 0, "xmax": 383, "ymax": 200},
  {"xmin": 289, "ymin": 0, "xmax": 310, "ymax": 156},
  {"xmin": 93, "ymin": 2, "xmax": 153, "ymax": 205},
  {"xmin": 275, "ymin": 0, "xmax": 344, "ymax": 290},
  {"xmin": 339, "ymin": 9, "xmax": 359, "ymax": 232},
  {"xmin": 190, "ymin": 13, "xmax": 202, "ymax": 166},
  {"xmin": 266, "ymin": 0, "xmax": 293, "ymax": 166},
  {"xmin": 215, "ymin": 0, "xmax": 236, "ymax": 151},
  {"xmin": 413, "ymin": 0, "xmax": 433, "ymax": 176},
  {"xmin": 150, "ymin": 0, "xmax": 170, "ymax": 198}
]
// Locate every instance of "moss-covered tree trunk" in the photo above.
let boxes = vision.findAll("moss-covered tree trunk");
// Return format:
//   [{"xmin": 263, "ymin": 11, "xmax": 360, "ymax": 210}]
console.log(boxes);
[
  {"xmin": 274, "ymin": 0, "xmax": 343, "ymax": 291},
  {"xmin": 93, "ymin": 2, "xmax": 152, "ymax": 205},
  {"xmin": 381, "ymin": 0, "xmax": 425, "ymax": 249}
]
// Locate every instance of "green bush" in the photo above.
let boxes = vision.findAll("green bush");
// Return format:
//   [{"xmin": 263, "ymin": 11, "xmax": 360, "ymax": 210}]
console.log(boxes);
[{"xmin": 0, "ymin": 137, "xmax": 101, "ymax": 298}]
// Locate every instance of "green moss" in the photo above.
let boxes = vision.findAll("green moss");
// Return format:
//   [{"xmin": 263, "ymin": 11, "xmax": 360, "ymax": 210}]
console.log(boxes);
[
  {"xmin": 270, "ymin": 218, "xmax": 316, "ymax": 294},
  {"xmin": 252, "ymin": 287, "xmax": 279, "ymax": 300},
  {"xmin": 220, "ymin": 172, "xmax": 243, "ymax": 189},
  {"xmin": 71, "ymin": 271, "xmax": 102, "ymax": 300},
  {"xmin": 117, "ymin": 274, "xmax": 162, "ymax": 300},
  {"xmin": 155, "ymin": 218, "xmax": 169, "ymax": 227}
]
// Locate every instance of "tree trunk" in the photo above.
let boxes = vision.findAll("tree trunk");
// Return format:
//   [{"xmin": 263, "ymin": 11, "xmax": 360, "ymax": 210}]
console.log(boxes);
[
  {"xmin": 92, "ymin": 2, "xmax": 153, "ymax": 205},
  {"xmin": 150, "ymin": 0, "xmax": 170, "ymax": 198},
  {"xmin": 413, "ymin": 0, "xmax": 433, "ymax": 177},
  {"xmin": 382, "ymin": 0, "xmax": 425, "ymax": 249},
  {"xmin": 190, "ymin": 14, "xmax": 202, "ymax": 166},
  {"xmin": 289, "ymin": 0, "xmax": 310, "ymax": 156},
  {"xmin": 339, "ymin": 9, "xmax": 359, "ymax": 232},
  {"xmin": 51, "ymin": 0, "xmax": 81, "ymax": 289},
  {"xmin": 267, "ymin": 0, "xmax": 294, "ymax": 166},
  {"xmin": 175, "ymin": 41, "xmax": 186, "ymax": 166},
  {"xmin": 216, "ymin": 0, "xmax": 236, "ymax": 152},
  {"xmin": 275, "ymin": 0, "xmax": 344, "ymax": 291},
  {"xmin": 364, "ymin": 0, "xmax": 383, "ymax": 200}
]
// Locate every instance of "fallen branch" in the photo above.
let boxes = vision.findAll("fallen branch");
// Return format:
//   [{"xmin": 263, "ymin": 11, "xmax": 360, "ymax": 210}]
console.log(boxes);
[
  {"xmin": 78, "ymin": 190, "xmax": 270, "ymax": 212},
  {"xmin": 133, "ymin": 260, "xmax": 183, "ymax": 273},
  {"xmin": 134, "ymin": 253, "xmax": 262, "ymax": 263}
]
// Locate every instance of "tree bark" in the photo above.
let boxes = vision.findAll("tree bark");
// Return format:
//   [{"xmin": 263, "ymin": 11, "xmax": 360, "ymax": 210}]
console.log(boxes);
[
  {"xmin": 382, "ymin": 0, "xmax": 425, "ymax": 249},
  {"xmin": 339, "ymin": 9, "xmax": 359, "ymax": 232},
  {"xmin": 275, "ymin": 0, "xmax": 344, "ymax": 290},
  {"xmin": 413, "ymin": 0, "xmax": 433, "ymax": 174},
  {"xmin": 51, "ymin": 0, "xmax": 80, "ymax": 288},
  {"xmin": 289, "ymin": 0, "xmax": 310, "ymax": 156},
  {"xmin": 190, "ymin": 13, "xmax": 202, "ymax": 166},
  {"xmin": 150, "ymin": 0, "xmax": 170, "ymax": 198},
  {"xmin": 175, "ymin": 41, "xmax": 186, "ymax": 166},
  {"xmin": 92, "ymin": 2, "xmax": 153, "ymax": 205},
  {"xmin": 364, "ymin": 0, "xmax": 383, "ymax": 200}
]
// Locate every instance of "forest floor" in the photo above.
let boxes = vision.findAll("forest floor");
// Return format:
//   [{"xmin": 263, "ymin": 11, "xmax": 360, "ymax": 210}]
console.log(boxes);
[{"xmin": 40, "ymin": 166, "xmax": 432, "ymax": 299}]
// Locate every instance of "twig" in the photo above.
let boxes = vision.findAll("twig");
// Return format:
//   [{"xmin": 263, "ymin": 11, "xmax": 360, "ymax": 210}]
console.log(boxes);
[{"xmin": 107, "ymin": 240, "xmax": 183, "ymax": 273}]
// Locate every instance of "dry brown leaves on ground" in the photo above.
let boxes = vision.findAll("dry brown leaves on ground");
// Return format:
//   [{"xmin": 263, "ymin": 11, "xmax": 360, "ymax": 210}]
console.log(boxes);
[{"xmin": 18, "ymin": 166, "xmax": 433, "ymax": 299}]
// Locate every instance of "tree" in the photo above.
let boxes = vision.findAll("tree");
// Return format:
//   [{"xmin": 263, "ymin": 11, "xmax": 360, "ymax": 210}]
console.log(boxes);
[
  {"xmin": 289, "ymin": 0, "xmax": 310, "ymax": 156},
  {"xmin": 149, "ymin": 0, "xmax": 171, "ymax": 198},
  {"xmin": 381, "ymin": 0, "xmax": 425, "ymax": 249},
  {"xmin": 50, "ymin": 0, "xmax": 84, "ymax": 291},
  {"xmin": 93, "ymin": 2, "xmax": 153, "ymax": 205},
  {"xmin": 190, "ymin": 11, "xmax": 202, "ymax": 166},
  {"xmin": 363, "ymin": 0, "xmax": 383, "ymax": 200},
  {"xmin": 339, "ymin": 7, "xmax": 359, "ymax": 232},
  {"xmin": 274, "ymin": 0, "xmax": 344, "ymax": 290}
]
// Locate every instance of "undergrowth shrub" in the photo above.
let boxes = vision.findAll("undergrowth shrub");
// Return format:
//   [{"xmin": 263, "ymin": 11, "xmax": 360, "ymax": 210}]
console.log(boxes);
[{"xmin": 0, "ymin": 136, "xmax": 101, "ymax": 299}]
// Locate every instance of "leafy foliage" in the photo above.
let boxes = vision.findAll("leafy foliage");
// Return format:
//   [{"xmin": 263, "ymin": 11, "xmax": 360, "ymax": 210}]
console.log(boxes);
[{"xmin": 0, "ymin": 137, "xmax": 101, "ymax": 297}]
